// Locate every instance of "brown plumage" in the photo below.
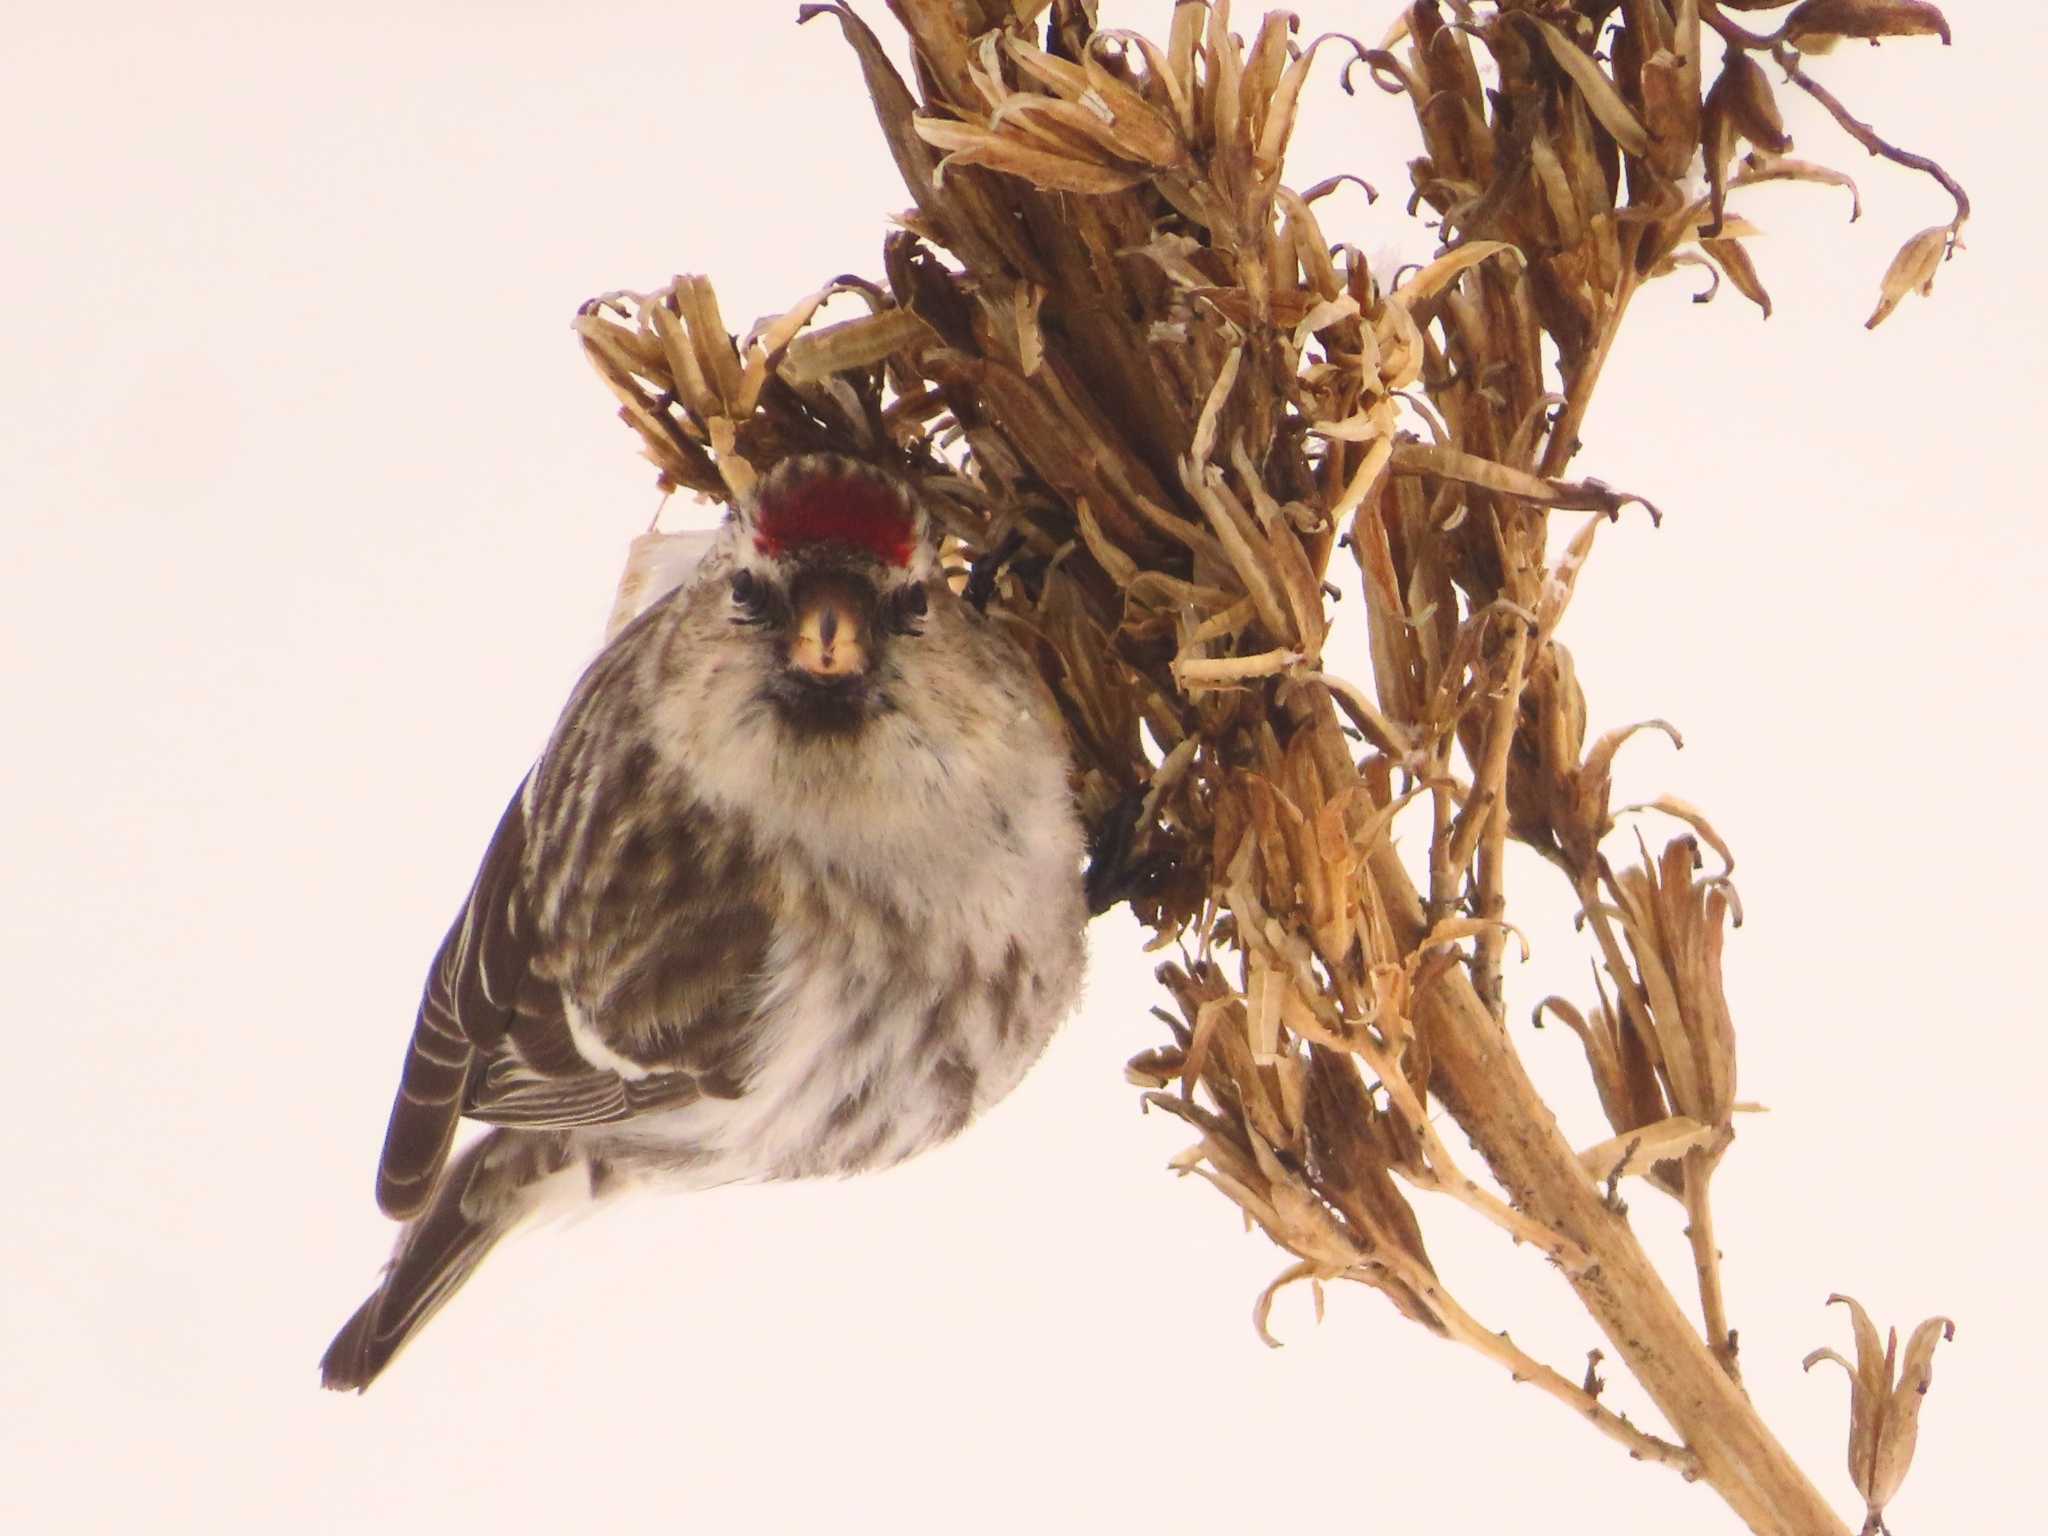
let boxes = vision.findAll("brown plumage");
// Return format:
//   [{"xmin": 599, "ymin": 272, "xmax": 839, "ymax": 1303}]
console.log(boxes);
[{"xmin": 322, "ymin": 458, "xmax": 1087, "ymax": 1390}]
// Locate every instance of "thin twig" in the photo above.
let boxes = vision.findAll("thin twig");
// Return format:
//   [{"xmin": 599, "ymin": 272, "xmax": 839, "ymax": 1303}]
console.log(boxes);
[
  {"xmin": 1700, "ymin": 1, "xmax": 1777, "ymax": 52},
  {"xmin": 1538, "ymin": 272, "xmax": 1639, "ymax": 481},
  {"xmin": 1773, "ymin": 45, "xmax": 1971, "ymax": 229},
  {"xmin": 1454, "ymin": 621, "xmax": 1529, "ymax": 1020},
  {"xmin": 1415, "ymin": 1269, "xmax": 1706, "ymax": 1478},
  {"xmin": 1427, "ymin": 748, "xmax": 1459, "ymax": 930},
  {"xmin": 1682, "ymin": 1146, "xmax": 1742, "ymax": 1383},
  {"xmin": 1444, "ymin": 621, "xmax": 1528, "ymax": 878}
]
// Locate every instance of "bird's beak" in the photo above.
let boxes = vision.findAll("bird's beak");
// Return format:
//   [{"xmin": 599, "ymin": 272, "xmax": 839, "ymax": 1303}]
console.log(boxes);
[{"xmin": 788, "ymin": 585, "xmax": 869, "ymax": 682}]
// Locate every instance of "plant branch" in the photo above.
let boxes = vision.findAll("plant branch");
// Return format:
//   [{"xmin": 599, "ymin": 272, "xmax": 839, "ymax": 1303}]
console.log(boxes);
[
  {"xmin": 1683, "ymin": 1146, "xmax": 1742, "ymax": 1383},
  {"xmin": 1372, "ymin": 837, "xmax": 1849, "ymax": 1535},
  {"xmin": 1772, "ymin": 45, "xmax": 1971, "ymax": 229},
  {"xmin": 1701, "ymin": 2, "xmax": 1779, "ymax": 53},
  {"xmin": 582, "ymin": 2, "xmax": 1967, "ymax": 1526},
  {"xmin": 1471, "ymin": 619, "xmax": 1530, "ymax": 1020},
  {"xmin": 1420, "ymin": 1270, "xmax": 1706, "ymax": 1479}
]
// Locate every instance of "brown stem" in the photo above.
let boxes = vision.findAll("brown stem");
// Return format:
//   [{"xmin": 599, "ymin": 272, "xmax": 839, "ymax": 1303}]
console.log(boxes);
[
  {"xmin": 1335, "ymin": 1005, "xmax": 1594, "ymax": 1273},
  {"xmin": 1682, "ymin": 1146, "xmax": 1743, "ymax": 1383},
  {"xmin": 1394, "ymin": 1259, "xmax": 1705, "ymax": 1476},
  {"xmin": 1445, "ymin": 617, "xmax": 1528, "ymax": 879},
  {"xmin": 1369, "ymin": 840, "xmax": 1848, "ymax": 1536},
  {"xmin": 1471, "ymin": 622, "xmax": 1530, "ymax": 1020},
  {"xmin": 1539, "ymin": 274, "xmax": 1639, "ymax": 480},
  {"xmin": 1701, "ymin": 2, "xmax": 1778, "ymax": 52},
  {"xmin": 1427, "ymin": 758, "xmax": 1459, "ymax": 930},
  {"xmin": 1772, "ymin": 45, "xmax": 1971, "ymax": 228}
]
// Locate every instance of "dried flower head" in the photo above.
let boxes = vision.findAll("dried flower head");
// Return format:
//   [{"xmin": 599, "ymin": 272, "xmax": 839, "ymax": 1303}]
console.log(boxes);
[
  {"xmin": 577, "ymin": 3, "xmax": 1969, "ymax": 1530},
  {"xmin": 1805, "ymin": 1296, "xmax": 1956, "ymax": 1534}
]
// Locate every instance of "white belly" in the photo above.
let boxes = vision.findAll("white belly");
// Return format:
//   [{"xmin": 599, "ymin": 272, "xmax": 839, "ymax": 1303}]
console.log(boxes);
[{"xmin": 595, "ymin": 858, "xmax": 1076, "ymax": 1186}]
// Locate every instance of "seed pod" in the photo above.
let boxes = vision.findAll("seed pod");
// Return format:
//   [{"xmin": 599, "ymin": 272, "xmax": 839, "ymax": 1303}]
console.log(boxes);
[
  {"xmin": 1706, "ymin": 51, "xmax": 1791, "ymax": 154},
  {"xmin": 1639, "ymin": 47, "xmax": 1702, "ymax": 180},
  {"xmin": 1865, "ymin": 224, "xmax": 1950, "ymax": 328},
  {"xmin": 1699, "ymin": 89, "xmax": 1737, "ymax": 234},
  {"xmin": 1702, "ymin": 237, "xmax": 1773, "ymax": 317},
  {"xmin": 1782, "ymin": 0, "xmax": 1953, "ymax": 48}
]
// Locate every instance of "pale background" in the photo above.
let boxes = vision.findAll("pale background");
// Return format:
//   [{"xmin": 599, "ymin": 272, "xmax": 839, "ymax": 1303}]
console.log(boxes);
[{"xmin": 4, "ymin": 4, "xmax": 2040, "ymax": 1533}]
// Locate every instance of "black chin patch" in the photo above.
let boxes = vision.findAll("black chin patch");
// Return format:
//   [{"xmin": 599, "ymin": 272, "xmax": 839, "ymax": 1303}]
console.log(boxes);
[{"xmin": 765, "ymin": 674, "xmax": 875, "ymax": 737}]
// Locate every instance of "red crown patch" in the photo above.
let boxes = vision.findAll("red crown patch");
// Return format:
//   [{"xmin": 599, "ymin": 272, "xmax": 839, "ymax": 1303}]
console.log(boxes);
[{"xmin": 754, "ymin": 462, "xmax": 915, "ymax": 567}]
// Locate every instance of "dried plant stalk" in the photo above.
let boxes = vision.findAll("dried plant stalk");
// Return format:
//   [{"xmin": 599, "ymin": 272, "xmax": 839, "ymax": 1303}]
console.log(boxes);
[{"xmin": 578, "ymin": 3, "xmax": 1968, "ymax": 1531}]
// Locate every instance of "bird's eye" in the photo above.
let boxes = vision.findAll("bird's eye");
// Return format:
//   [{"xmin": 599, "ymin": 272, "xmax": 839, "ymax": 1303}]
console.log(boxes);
[
  {"xmin": 729, "ymin": 569, "xmax": 774, "ymax": 625},
  {"xmin": 887, "ymin": 582, "xmax": 929, "ymax": 636}
]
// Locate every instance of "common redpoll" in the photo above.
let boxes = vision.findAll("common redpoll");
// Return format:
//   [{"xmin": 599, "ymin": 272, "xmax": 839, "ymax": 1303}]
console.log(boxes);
[{"xmin": 320, "ymin": 455, "xmax": 1088, "ymax": 1391}]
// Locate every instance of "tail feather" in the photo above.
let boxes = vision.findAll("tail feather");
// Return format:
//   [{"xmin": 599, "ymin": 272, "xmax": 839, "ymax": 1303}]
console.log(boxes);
[{"xmin": 321, "ymin": 1130, "xmax": 573, "ymax": 1392}]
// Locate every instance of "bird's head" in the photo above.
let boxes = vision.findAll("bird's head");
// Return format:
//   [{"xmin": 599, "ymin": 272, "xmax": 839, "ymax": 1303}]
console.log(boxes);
[{"xmin": 726, "ymin": 455, "xmax": 937, "ymax": 737}]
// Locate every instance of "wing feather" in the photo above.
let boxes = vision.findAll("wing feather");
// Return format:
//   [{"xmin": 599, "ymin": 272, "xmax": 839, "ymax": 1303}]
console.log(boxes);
[
  {"xmin": 370, "ymin": 595, "xmax": 772, "ymax": 1215},
  {"xmin": 375, "ymin": 785, "xmax": 529, "ymax": 1218}
]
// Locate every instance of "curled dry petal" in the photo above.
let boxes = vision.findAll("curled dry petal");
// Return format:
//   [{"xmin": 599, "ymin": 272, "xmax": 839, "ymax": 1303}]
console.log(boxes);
[
  {"xmin": 1563, "ymin": 719, "xmax": 1683, "ymax": 869},
  {"xmin": 1733, "ymin": 150, "xmax": 1862, "ymax": 221},
  {"xmin": 1257, "ymin": 34, "xmax": 1370, "ymax": 176},
  {"xmin": 1252, "ymin": 1259, "xmax": 1330, "ymax": 1348},
  {"xmin": 1415, "ymin": 914, "xmax": 1531, "ymax": 965},
  {"xmin": 1616, "ymin": 795, "xmax": 1734, "ymax": 878}
]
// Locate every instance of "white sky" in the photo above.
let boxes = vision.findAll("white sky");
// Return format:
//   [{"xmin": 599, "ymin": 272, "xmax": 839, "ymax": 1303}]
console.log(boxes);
[{"xmin": 5, "ymin": 4, "xmax": 2041, "ymax": 1533}]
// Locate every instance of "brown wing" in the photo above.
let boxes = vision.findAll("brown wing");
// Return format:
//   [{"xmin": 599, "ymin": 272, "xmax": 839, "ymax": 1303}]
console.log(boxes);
[
  {"xmin": 374, "ymin": 784, "xmax": 530, "ymax": 1219},
  {"xmin": 372, "ymin": 614, "xmax": 773, "ymax": 1219}
]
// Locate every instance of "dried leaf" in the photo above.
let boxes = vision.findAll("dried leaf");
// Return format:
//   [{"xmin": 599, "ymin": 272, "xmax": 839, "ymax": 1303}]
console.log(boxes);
[
  {"xmin": 1174, "ymin": 648, "xmax": 1304, "ymax": 689},
  {"xmin": 779, "ymin": 307, "xmax": 935, "ymax": 385},
  {"xmin": 1391, "ymin": 239, "xmax": 1524, "ymax": 306},
  {"xmin": 1640, "ymin": 45, "xmax": 1701, "ymax": 180},
  {"xmin": 914, "ymin": 117, "xmax": 1149, "ymax": 194},
  {"xmin": 1577, "ymin": 1115, "xmax": 1718, "ymax": 1185},
  {"xmin": 1252, "ymin": 1260, "xmax": 1328, "ymax": 1348},
  {"xmin": 1521, "ymin": 17, "xmax": 1652, "ymax": 160},
  {"xmin": 1390, "ymin": 443, "xmax": 1660, "ymax": 521},
  {"xmin": 1074, "ymin": 496, "xmax": 1139, "ymax": 587}
]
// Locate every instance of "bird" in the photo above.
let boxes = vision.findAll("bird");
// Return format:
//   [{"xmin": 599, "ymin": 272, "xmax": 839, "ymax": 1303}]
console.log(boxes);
[{"xmin": 320, "ymin": 453, "xmax": 1088, "ymax": 1391}]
